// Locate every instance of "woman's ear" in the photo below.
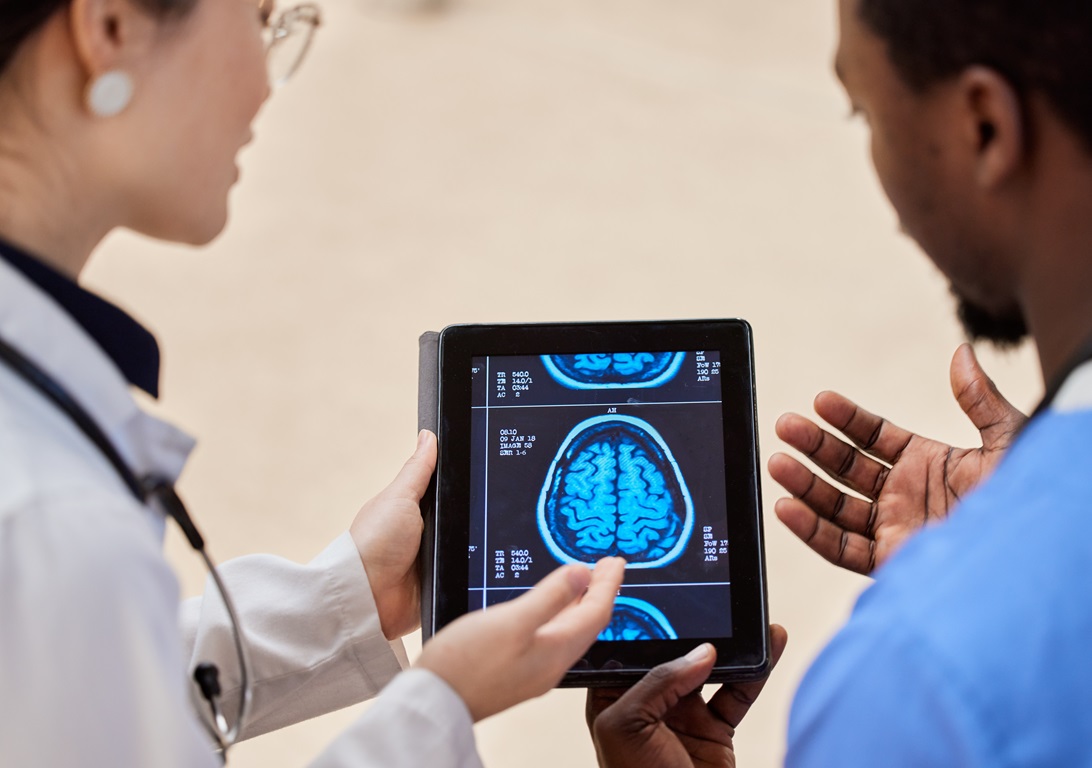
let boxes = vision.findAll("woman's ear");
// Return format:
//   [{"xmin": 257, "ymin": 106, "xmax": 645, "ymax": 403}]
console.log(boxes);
[
  {"xmin": 959, "ymin": 66, "xmax": 1025, "ymax": 189},
  {"xmin": 67, "ymin": 0, "xmax": 157, "ymax": 117}
]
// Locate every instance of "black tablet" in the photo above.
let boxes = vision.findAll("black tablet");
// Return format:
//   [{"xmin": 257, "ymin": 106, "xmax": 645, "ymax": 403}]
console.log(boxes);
[{"xmin": 420, "ymin": 320, "xmax": 768, "ymax": 687}]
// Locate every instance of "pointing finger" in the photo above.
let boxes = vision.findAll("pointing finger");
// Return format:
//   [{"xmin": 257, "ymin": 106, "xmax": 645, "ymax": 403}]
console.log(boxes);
[{"xmin": 545, "ymin": 557, "xmax": 626, "ymax": 636}]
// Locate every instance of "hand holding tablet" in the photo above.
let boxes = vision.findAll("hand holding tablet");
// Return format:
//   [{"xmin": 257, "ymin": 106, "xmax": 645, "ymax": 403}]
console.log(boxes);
[{"xmin": 419, "ymin": 320, "xmax": 769, "ymax": 686}]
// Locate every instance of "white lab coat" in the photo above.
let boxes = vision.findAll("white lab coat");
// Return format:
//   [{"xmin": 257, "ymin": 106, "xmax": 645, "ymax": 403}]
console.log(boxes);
[{"xmin": 0, "ymin": 259, "xmax": 483, "ymax": 767}]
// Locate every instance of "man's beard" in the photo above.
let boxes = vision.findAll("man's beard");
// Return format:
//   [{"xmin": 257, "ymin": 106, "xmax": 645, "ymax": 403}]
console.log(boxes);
[{"xmin": 954, "ymin": 289, "xmax": 1028, "ymax": 349}]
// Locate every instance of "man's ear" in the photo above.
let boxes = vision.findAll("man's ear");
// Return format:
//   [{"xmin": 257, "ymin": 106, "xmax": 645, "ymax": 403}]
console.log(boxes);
[
  {"xmin": 67, "ymin": 0, "xmax": 156, "ymax": 78},
  {"xmin": 958, "ymin": 66, "xmax": 1025, "ymax": 189}
]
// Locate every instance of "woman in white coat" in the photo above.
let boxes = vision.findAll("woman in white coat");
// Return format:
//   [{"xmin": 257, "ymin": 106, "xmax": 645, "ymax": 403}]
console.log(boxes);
[{"xmin": 0, "ymin": 0, "xmax": 624, "ymax": 765}]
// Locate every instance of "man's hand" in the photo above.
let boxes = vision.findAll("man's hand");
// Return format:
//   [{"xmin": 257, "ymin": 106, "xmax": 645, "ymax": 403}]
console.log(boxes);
[
  {"xmin": 586, "ymin": 625, "xmax": 788, "ymax": 768},
  {"xmin": 417, "ymin": 557, "xmax": 626, "ymax": 722},
  {"xmin": 768, "ymin": 344, "xmax": 1024, "ymax": 574},
  {"xmin": 350, "ymin": 430, "xmax": 436, "ymax": 640}
]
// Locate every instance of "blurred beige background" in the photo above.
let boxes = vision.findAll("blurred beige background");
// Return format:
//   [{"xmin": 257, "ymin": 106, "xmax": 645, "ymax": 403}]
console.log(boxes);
[{"xmin": 84, "ymin": 0, "xmax": 1042, "ymax": 765}]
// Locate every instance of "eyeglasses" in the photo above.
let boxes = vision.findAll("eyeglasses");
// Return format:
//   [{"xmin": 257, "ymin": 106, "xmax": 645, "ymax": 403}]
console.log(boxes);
[{"xmin": 260, "ymin": 2, "xmax": 322, "ymax": 87}]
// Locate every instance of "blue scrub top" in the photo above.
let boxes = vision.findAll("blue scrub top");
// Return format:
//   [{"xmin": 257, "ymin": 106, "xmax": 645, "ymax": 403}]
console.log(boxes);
[{"xmin": 786, "ymin": 405, "xmax": 1092, "ymax": 766}]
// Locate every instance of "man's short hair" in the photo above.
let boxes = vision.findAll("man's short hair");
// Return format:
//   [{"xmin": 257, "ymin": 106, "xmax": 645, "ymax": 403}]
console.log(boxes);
[{"xmin": 857, "ymin": 0, "xmax": 1092, "ymax": 150}]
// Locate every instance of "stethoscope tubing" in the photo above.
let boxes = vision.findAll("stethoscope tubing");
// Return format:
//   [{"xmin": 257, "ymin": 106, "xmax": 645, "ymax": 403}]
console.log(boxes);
[{"xmin": 0, "ymin": 333, "xmax": 253, "ymax": 759}]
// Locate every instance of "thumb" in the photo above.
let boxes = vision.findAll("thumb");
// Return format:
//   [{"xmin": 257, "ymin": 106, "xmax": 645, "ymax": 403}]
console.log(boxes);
[
  {"xmin": 379, "ymin": 430, "xmax": 437, "ymax": 503},
  {"xmin": 950, "ymin": 344, "xmax": 1025, "ymax": 449},
  {"xmin": 606, "ymin": 644, "xmax": 718, "ymax": 725}
]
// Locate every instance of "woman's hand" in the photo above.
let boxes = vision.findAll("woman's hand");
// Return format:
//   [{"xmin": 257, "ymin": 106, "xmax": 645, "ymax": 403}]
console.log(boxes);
[
  {"xmin": 350, "ymin": 430, "xmax": 436, "ymax": 640},
  {"xmin": 768, "ymin": 344, "xmax": 1024, "ymax": 574},
  {"xmin": 416, "ymin": 557, "xmax": 626, "ymax": 722},
  {"xmin": 586, "ymin": 625, "xmax": 788, "ymax": 768}
]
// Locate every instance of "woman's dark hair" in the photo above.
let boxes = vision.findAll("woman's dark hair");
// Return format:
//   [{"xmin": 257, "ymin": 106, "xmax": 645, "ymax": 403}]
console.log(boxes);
[
  {"xmin": 858, "ymin": 0, "xmax": 1092, "ymax": 149},
  {"xmin": 0, "ymin": 0, "xmax": 197, "ymax": 75}
]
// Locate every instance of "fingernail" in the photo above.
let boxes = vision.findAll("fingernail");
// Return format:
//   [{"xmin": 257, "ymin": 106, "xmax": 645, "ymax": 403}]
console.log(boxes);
[
  {"xmin": 417, "ymin": 429, "xmax": 432, "ymax": 450},
  {"xmin": 685, "ymin": 643, "xmax": 713, "ymax": 664}
]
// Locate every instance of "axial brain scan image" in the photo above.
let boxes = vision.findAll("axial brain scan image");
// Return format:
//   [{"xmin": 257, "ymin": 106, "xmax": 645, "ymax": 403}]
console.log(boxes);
[
  {"xmin": 541, "ymin": 352, "xmax": 686, "ymax": 389},
  {"xmin": 598, "ymin": 596, "xmax": 678, "ymax": 641},
  {"xmin": 537, "ymin": 414, "xmax": 694, "ymax": 568}
]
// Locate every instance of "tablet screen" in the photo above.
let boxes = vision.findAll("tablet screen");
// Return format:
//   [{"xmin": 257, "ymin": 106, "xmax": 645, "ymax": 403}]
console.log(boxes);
[
  {"xmin": 467, "ymin": 351, "xmax": 733, "ymax": 642},
  {"xmin": 427, "ymin": 320, "xmax": 768, "ymax": 686}
]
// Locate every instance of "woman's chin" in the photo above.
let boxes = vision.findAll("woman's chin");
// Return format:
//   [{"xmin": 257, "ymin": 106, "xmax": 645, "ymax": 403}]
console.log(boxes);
[{"xmin": 132, "ymin": 209, "xmax": 230, "ymax": 248}]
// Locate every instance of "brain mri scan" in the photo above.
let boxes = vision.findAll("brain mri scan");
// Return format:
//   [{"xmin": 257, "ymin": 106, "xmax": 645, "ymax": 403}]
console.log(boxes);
[
  {"xmin": 541, "ymin": 352, "xmax": 686, "ymax": 389},
  {"xmin": 597, "ymin": 596, "xmax": 678, "ymax": 641},
  {"xmin": 537, "ymin": 414, "xmax": 694, "ymax": 568}
]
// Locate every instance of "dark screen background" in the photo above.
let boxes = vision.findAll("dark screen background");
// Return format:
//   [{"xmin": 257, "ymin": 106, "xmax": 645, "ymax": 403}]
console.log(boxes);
[{"xmin": 468, "ymin": 351, "xmax": 734, "ymax": 639}]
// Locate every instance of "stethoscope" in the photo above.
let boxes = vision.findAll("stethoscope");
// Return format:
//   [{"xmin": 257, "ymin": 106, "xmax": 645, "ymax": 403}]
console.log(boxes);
[{"xmin": 0, "ymin": 333, "xmax": 253, "ymax": 762}]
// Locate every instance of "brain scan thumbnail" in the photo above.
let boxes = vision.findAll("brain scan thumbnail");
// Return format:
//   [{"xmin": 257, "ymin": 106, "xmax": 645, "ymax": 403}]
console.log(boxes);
[
  {"xmin": 597, "ymin": 596, "xmax": 678, "ymax": 641},
  {"xmin": 541, "ymin": 352, "xmax": 686, "ymax": 389},
  {"xmin": 537, "ymin": 414, "xmax": 694, "ymax": 568}
]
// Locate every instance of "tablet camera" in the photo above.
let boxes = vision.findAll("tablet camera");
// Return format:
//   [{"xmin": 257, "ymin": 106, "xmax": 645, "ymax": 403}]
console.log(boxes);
[
  {"xmin": 598, "ymin": 596, "xmax": 678, "ymax": 641},
  {"xmin": 541, "ymin": 352, "xmax": 685, "ymax": 389},
  {"xmin": 537, "ymin": 415, "xmax": 694, "ymax": 568}
]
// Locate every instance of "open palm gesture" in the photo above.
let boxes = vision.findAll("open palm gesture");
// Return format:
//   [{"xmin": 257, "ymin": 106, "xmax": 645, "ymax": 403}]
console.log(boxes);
[{"xmin": 768, "ymin": 344, "xmax": 1025, "ymax": 574}]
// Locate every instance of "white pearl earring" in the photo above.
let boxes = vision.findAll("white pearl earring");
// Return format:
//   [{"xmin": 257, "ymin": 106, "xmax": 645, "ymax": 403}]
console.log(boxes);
[{"xmin": 86, "ymin": 70, "xmax": 134, "ymax": 118}]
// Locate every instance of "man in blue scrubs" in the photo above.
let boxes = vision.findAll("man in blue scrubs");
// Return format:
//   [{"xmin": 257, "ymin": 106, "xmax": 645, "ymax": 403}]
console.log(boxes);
[{"xmin": 587, "ymin": 1, "xmax": 1092, "ymax": 764}]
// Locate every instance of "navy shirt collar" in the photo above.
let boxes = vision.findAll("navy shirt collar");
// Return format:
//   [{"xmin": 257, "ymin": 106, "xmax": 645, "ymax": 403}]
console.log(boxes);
[{"xmin": 0, "ymin": 237, "xmax": 161, "ymax": 398}]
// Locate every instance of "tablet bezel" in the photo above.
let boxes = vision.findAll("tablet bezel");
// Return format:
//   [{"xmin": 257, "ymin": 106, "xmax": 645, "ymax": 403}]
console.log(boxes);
[{"xmin": 424, "ymin": 320, "xmax": 768, "ymax": 686}]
